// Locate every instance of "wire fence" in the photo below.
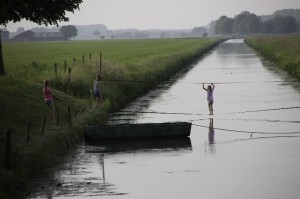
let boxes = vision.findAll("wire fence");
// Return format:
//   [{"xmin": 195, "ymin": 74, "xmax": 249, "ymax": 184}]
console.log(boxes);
[{"xmin": 0, "ymin": 103, "xmax": 90, "ymax": 170}]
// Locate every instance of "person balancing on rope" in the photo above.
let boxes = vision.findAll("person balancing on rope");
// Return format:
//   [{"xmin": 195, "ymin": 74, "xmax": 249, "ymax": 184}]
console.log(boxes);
[{"xmin": 203, "ymin": 83, "xmax": 215, "ymax": 115}]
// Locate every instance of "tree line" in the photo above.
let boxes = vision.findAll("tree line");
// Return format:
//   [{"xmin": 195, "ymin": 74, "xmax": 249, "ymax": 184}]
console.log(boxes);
[{"xmin": 215, "ymin": 11, "xmax": 299, "ymax": 35}]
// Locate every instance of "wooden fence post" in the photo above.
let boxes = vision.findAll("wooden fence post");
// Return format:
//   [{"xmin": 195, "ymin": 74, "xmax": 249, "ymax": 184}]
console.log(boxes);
[
  {"xmin": 73, "ymin": 58, "xmax": 76, "ymax": 66},
  {"xmin": 42, "ymin": 117, "xmax": 46, "ymax": 135},
  {"xmin": 54, "ymin": 63, "xmax": 57, "ymax": 76},
  {"xmin": 89, "ymin": 54, "xmax": 91, "ymax": 61},
  {"xmin": 56, "ymin": 108, "xmax": 59, "ymax": 126},
  {"xmin": 64, "ymin": 60, "xmax": 67, "ymax": 72},
  {"xmin": 68, "ymin": 106, "xmax": 72, "ymax": 127},
  {"xmin": 6, "ymin": 129, "xmax": 11, "ymax": 169},
  {"xmin": 82, "ymin": 55, "xmax": 85, "ymax": 62},
  {"xmin": 27, "ymin": 123, "xmax": 30, "ymax": 143},
  {"xmin": 99, "ymin": 53, "xmax": 102, "ymax": 78}
]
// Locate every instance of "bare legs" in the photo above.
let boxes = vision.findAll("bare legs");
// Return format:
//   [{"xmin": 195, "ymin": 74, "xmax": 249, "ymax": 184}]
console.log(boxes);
[
  {"xmin": 96, "ymin": 97, "xmax": 102, "ymax": 108},
  {"xmin": 208, "ymin": 102, "xmax": 213, "ymax": 115},
  {"xmin": 48, "ymin": 104, "xmax": 55, "ymax": 121}
]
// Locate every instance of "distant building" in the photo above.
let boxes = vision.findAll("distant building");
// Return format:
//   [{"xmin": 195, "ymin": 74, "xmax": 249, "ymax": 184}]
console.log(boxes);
[
  {"xmin": 1, "ymin": 30, "xmax": 9, "ymax": 41},
  {"xmin": 14, "ymin": 30, "xmax": 66, "ymax": 42}
]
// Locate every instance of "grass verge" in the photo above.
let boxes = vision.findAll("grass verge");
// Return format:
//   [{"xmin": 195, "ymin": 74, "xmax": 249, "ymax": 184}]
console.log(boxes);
[{"xmin": 244, "ymin": 34, "xmax": 300, "ymax": 79}]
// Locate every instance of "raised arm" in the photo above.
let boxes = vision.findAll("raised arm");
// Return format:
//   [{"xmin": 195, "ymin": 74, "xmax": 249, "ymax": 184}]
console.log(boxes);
[
  {"xmin": 211, "ymin": 83, "xmax": 215, "ymax": 91},
  {"xmin": 203, "ymin": 83, "xmax": 207, "ymax": 91}
]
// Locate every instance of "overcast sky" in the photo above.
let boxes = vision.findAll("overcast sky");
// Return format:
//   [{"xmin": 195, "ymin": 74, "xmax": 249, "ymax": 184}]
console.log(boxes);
[{"xmin": 2, "ymin": 0, "xmax": 300, "ymax": 31}]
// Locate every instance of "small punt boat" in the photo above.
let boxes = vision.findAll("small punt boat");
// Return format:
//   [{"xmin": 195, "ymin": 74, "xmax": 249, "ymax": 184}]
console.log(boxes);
[{"xmin": 84, "ymin": 122, "xmax": 192, "ymax": 140}]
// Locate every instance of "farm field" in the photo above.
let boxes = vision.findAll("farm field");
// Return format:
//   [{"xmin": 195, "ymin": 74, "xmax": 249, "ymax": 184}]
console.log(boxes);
[{"xmin": 3, "ymin": 38, "xmax": 219, "ymax": 78}]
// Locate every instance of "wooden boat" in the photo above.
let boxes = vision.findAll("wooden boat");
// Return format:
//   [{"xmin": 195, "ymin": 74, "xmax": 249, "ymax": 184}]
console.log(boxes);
[{"xmin": 84, "ymin": 122, "xmax": 192, "ymax": 140}]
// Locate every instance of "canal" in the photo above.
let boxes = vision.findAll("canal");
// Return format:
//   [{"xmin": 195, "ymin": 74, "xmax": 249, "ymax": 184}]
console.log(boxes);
[{"xmin": 30, "ymin": 39, "xmax": 300, "ymax": 199}]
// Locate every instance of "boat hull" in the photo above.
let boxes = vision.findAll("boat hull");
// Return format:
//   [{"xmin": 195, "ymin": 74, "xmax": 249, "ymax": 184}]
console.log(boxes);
[{"xmin": 84, "ymin": 122, "xmax": 192, "ymax": 140}]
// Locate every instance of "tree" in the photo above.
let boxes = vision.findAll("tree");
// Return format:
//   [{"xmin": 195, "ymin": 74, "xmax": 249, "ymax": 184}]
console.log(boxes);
[
  {"xmin": 232, "ymin": 11, "xmax": 260, "ymax": 35},
  {"xmin": 93, "ymin": 30, "xmax": 101, "ymax": 39},
  {"xmin": 16, "ymin": 27, "xmax": 25, "ymax": 34},
  {"xmin": 215, "ymin": 16, "xmax": 233, "ymax": 35},
  {"xmin": 192, "ymin": 26, "xmax": 207, "ymax": 35},
  {"xmin": 0, "ymin": 0, "xmax": 82, "ymax": 75},
  {"xmin": 272, "ymin": 15, "xmax": 298, "ymax": 33},
  {"xmin": 60, "ymin": 25, "xmax": 78, "ymax": 39},
  {"xmin": 261, "ymin": 15, "xmax": 298, "ymax": 33}
]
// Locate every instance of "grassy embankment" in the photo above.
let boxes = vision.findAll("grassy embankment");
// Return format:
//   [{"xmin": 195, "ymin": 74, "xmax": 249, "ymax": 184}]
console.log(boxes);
[
  {"xmin": 0, "ymin": 38, "xmax": 225, "ymax": 198},
  {"xmin": 245, "ymin": 34, "xmax": 300, "ymax": 79}
]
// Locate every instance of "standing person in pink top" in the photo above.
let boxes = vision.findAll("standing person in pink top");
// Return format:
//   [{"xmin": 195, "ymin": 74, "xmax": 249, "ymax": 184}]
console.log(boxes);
[
  {"xmin": 93, "ymin": 75, "xmax": 102, "ymax": 108},
  {"xmin": 203, "ymin": 83, "xmax": 215, "ymax": 115},
  {"xmin": 43, "ymin": 80, "xmax": 61, "ymax": 121}
]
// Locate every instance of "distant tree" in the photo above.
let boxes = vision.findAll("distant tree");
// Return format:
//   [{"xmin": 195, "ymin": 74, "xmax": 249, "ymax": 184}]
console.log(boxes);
[
  {"xmin": 192, "ymin": 26, "xmax": 207, "ymax": 35},
  {"xmin": 261, "ymin": 20, "xmax": 273, "ymax": 33},
  {"xmin": 215, "ymin": 16, "xmax": 233, "ymax": 35},
  {"xmin": 92, "ymin": 30, "xmax": 101, "ymax": 39},
  {"xmin": 233, "ymin": 11, "xmax": 260, "ymax": 35},
  {"xmin": 30, "ymin": 27, "xmax": 50, "ymax": 32},
  {"xmin": 60, "ymin": 25, "xmax": 78, "ymax": 39},
  {"xmin": 0, "ymin": 0, "xmax": 82, "ymax": 75},
  {"xmin": 272, "ymin": 15, "xmax": 298, "ymax": 33},
  {"xmin": 16, "ymin": 27, "xmax": 25, "ymax": 34},
  {"xmin": 261, "ymin": 15, "xmax": 298, "ymax": 33}
]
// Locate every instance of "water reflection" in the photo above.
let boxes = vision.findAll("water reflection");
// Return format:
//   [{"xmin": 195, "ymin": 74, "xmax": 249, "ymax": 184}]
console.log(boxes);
[
  {"xmin": 29, "ymin": 138, "xmax": 192, "ymax": 198},
  {"xmin": 29, "ymin": 149, "xmax": 127, "ymax": 198},
  {"xmin": 85, "ymin": 137, "xmax": 192, "ymax": 154},
  {"xmin": 208, "ymin": 118, "xmax": 215, "ymax": 144},
  {"xmin": 207, "ymin": 118, "xmax": 216, "ymax": 154}
]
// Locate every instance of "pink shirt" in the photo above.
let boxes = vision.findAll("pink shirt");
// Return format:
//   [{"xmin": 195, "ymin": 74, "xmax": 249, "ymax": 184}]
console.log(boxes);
[{"xmin": 43, "ymin": 87, "xmax": 53, "ymax": 101}]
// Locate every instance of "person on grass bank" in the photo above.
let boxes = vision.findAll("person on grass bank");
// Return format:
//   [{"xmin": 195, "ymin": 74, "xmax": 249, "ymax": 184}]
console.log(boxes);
[
  {"xmin": 93, "ymin": 75, "xmax": 102, "ymax": 108},
  {"xmin": 203, "ymin": 83, "xmax": 215, "ymax": 115},
  {"xmin": 43, "ymin": 80, "xmax": 61, "ymax": 121}
]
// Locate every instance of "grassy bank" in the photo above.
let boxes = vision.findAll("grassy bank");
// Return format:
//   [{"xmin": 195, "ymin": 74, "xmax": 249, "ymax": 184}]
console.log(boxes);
[
  {"xmin": 244, "ymin": 34, "xmax": 300, "ymax": 79},
  {"xmin": 0, "ymin": 38, "xmax": 225, "ymax": 198}
]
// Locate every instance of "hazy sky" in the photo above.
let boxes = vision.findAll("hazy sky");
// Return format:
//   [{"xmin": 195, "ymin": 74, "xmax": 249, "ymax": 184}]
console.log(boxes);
[{"xmin": 2, "ymin": 0, "xmax": 300, "ymax": 31}]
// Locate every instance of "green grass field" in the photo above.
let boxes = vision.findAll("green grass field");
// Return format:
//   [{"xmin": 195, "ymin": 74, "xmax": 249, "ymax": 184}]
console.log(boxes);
[
  {"xmin": 3, "ymin": 38, "xmax": 217, "ymax": 76},
  {"xmin": 3, "ymin": 38, "xmax": 223, "ymax": 107},
  {"xmin": 245, "ymin": 34, "xmax": 300, "ymax": 79}
]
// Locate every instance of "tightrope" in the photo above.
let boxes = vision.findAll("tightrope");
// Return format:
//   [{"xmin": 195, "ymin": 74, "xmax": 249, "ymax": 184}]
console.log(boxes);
[
  {"xmin": 116, "ymin": 106, "xmax": 300, "ymax": 116},
  {"xmin": 192, "ymin": 123, "xmax": 300, "ymax": 135}
]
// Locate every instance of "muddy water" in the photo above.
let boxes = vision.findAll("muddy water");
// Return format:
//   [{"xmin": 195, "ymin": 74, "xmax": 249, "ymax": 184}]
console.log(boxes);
[{"xmin": 30, "ymin": 39, "xmax": 300, "ymax": 199}]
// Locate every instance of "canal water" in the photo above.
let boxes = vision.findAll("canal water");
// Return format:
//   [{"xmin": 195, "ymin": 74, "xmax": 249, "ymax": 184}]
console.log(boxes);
[{"xmin": 30, "ymin": 39, "xmax": 300, "ymax": 199}]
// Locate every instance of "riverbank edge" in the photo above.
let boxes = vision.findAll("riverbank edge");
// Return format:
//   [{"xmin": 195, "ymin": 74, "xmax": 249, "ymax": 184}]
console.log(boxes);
[
  {"xmin": 244, "ymin": 36, "xmax": 300, "ymax": 80},
  {"xmin": 0, "ymin": 38, "xmax": 226, "ymax": 199}
]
